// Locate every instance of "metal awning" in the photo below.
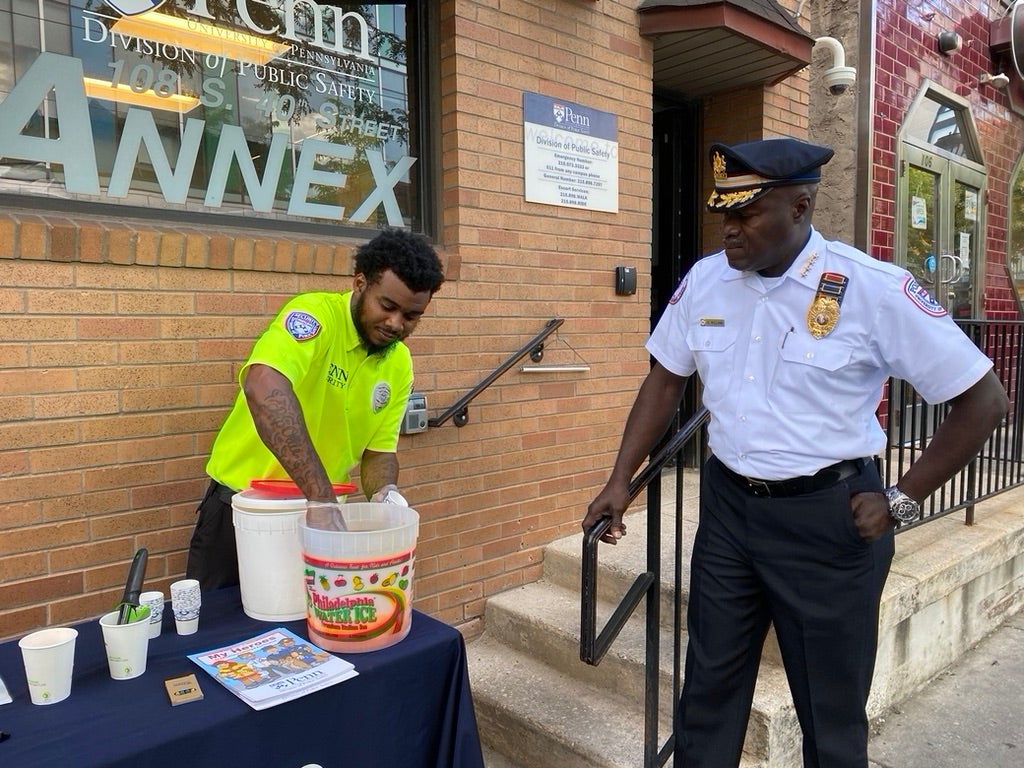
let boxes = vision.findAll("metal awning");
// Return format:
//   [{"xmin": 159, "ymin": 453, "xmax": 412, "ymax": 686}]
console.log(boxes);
[{"xmin": 638, "ymin": 0, "xmax": 815, "ymax": 97}]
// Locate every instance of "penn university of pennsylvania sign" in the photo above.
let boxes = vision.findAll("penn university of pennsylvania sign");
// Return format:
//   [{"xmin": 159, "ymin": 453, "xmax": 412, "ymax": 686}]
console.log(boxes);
[{"xmin": 0, "ymin": 1, "xmax": 421, "ymax": 231}]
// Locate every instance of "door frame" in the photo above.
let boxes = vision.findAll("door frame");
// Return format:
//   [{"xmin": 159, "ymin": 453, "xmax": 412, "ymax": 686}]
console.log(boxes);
[{"xmin": 894, "ymin": 81, "xmax": 988, "ymax": 319}]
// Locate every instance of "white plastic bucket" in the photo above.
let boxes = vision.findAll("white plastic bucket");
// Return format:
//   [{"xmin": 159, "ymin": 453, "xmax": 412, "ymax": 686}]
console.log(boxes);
[
  {"xmin": 232, "ymin": 489, "xmax": 307, "ymax": 621},
  {"xmin": 300, "ymin": 503, "xmax": 418, "ymax": 653}
]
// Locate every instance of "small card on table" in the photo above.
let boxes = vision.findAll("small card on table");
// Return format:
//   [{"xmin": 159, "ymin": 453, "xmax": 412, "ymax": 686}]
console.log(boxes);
[{"xmin": 164, "ymin": 673, "xmax": 204, "ymax": 706}]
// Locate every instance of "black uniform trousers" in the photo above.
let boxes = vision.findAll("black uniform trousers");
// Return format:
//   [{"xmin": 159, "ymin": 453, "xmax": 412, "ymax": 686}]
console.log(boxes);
[
  {"xmin": 675, "ymin": 455, "xmax": 894, "ymax": 768},
  {"xmin": 185, "ymin": 480, "xmax": 240, "ymax": 589}
]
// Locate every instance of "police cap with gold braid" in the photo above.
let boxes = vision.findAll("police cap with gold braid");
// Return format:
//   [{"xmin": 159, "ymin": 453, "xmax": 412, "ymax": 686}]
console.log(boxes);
[{"xmin": 706, "ymin": 138, "xmax": 835, "ymax": 211}]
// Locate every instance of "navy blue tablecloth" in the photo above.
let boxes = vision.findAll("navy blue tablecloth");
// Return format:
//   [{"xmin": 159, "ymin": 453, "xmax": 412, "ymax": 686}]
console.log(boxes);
[{"xmin": 0, "ymin": 588, "xmax": 484, "ymax": 768}]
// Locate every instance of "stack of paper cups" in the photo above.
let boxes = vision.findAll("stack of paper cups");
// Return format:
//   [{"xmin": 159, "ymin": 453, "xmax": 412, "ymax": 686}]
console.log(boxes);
[
  {"xmin": 140, "ymin": 591, "xmax": 165, "ymax": 638},
  {"xmin": 170, "ymin": 579, "xmax": 201, "ymax": 635}
]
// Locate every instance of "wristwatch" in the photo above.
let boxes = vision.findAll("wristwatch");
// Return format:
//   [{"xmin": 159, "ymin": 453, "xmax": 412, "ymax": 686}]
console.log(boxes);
[{"xmin": 884, "ymin": 485, "xmax": 920, "ymax": 524}]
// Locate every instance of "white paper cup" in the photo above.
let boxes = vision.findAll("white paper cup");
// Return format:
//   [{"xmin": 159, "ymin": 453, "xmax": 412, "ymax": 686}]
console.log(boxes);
[
  {"xmin": 139, "ymin": 591, "xmax": 165, "ymax": 639},
  {"xmin": 170, "ymin": 578, "xmax": 201, "ymax": 635},
  {"xmin": 99, "ymin": 609, "xmax": 150, "ymax": 680},
  {"xmin": 18, "ymin": 627, "xmax": 78, "ymax": 705}
]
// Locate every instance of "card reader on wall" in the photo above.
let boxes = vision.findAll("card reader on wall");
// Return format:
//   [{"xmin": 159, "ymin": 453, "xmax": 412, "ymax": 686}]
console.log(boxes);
[
  {"xmin": 615, "ymin": 265, "xmax": 637, "ymax": 295},
  {"xmin": 401, "ymin": 392, "xmax": 428, "ymax": 434}
]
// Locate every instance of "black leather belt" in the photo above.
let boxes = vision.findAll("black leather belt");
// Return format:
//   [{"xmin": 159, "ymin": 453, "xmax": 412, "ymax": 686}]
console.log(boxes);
[
  {"xmin": 716, "ymin": 456, "xmax": 866, "ymax": 498},
  {"xmin": 208, "ymin": 480, "xmax": 237, "ymax": 504}
]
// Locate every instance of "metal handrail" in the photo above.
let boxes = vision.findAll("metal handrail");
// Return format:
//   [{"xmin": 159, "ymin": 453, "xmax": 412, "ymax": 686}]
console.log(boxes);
[
  {"xmin": 580, "ymin": 406, "xmax": 709, "ymax": 665},
  {"xmin": 427, "ymin": 318, "xmax": 564, "ymax": 428}
]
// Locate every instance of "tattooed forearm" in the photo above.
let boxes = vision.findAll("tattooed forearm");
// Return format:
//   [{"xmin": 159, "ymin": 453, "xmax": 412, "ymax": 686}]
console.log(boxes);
[
  {"xmin": 244, "ymin": 364, "xmax": 335, "ymax": 501},
  {"xmin": 360, "ymin": 450, "xmax": 399, "ymax": 499}
]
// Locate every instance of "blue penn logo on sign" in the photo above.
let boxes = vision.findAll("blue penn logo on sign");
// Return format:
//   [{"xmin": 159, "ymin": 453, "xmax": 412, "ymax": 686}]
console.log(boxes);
[
  {"xmin": 104, "ymin": 0, "xmax": 165, "ymax": 16},
  {"xmin": 903, "ymin": 277, "xmax": 947, "ymax": 317}
]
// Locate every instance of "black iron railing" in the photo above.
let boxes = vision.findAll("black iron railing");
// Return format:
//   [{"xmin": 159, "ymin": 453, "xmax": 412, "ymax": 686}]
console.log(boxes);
[
  {"xmin": 580, "ymin": 319, "xmax": 1024, "ymax": 767},
  {"xmin": 428, "ymin": 318, "xmax": 563, "ymax": 428}
]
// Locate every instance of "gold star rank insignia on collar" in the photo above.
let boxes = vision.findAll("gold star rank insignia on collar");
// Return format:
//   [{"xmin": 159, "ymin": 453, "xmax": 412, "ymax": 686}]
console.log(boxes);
[
  {"xmin": 798, "ymin": 251, "xmax": 818, "ymax": 277},
  {"xmin": 806, "ymin": 271, "xmax": 848, "ymax": 338}
]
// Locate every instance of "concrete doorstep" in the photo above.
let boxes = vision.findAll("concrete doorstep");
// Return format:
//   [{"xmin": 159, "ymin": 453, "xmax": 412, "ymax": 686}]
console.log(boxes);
[{"xmin": 467, "ymin": 478, "xmax": 1024, "ymax": 768}]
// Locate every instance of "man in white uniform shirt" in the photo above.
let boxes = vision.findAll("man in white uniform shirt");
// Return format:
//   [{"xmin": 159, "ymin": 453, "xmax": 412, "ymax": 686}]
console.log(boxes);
[{"xmin": 583, "ymin": 138, "xmax": 1008, "ymax": 768}]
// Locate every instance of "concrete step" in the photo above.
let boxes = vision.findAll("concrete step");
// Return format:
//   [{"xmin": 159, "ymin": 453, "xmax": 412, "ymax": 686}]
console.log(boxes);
[
  {"xmin": 472, "ymin": 629, "xmax": 770, "ymax": 767},
  {"xmin": 542, "ymin": 500, "xmax": 789, "ymax": 669},
  {"xmin": 480, "ymin": 579, "xmax": 801, "ymax": 766},
  {"xmin": 468, "ymin": 632, "xmax": 671, "ymax": 768},
  {"xmin": 481, "ymin": 744, "xmax": 525, "ymax": 768},
  {"xmin": 541, "ymin": 471, "xmax": 701, "ymax": 605},
  {"xmin": 542, "ymin": 508, "xmax": 699, "ymax": 629},
  {"xmin": 484, "ymin": 579, "xmax": 677, "ymax": 711}
]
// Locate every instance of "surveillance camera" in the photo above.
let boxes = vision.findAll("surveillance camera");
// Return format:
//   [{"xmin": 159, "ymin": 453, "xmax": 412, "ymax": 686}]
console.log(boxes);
[
  {"xmin": 824, "ymin": 66, "xmax": 857, "ymax": 95},
  {"xmin": 815, "ymin": 37, "xmax": 857, "ymax": 95}
]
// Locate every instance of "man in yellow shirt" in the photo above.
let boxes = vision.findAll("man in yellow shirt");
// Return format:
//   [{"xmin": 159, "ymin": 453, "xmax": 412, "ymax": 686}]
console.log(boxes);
[{"xmin": 186, "ymin": 228, "xmax": 445, "ymax": 588}]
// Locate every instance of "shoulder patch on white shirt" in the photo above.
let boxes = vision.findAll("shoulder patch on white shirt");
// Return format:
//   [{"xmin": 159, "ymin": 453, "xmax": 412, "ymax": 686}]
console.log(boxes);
[
  {"xmin": 902, "ymin": 276, "xmax": 947, "ymax": 317},
  {"xmin": 284, "ymin": 310, "xmax": 321, "ymax": 340},
  {"xmin": 669, "ymin": 275, "xmax": 688, "ymax": 305}
]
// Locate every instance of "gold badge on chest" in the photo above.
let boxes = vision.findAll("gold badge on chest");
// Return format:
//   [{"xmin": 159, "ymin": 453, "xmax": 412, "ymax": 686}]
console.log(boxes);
[{"xmin": 806, "ymin": 272, "xmax": 848, "ymax": 339}]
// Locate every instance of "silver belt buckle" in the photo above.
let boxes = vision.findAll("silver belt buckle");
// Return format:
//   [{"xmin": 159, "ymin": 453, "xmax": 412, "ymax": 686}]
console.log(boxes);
[{"xmin": 747, "ymin": 478, "xmax": 772, "ymax": 497}]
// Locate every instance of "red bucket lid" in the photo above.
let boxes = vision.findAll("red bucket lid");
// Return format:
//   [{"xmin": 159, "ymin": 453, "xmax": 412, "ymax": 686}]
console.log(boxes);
[{"xmin": 248, "ymin": 479, "xmax": 357, "ymax": 497}]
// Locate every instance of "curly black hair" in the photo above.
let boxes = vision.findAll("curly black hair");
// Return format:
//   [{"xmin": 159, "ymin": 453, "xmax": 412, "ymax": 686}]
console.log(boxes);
[{"xmin": 354, "ymin": 229, "xmax": 445, "ymax": 295}]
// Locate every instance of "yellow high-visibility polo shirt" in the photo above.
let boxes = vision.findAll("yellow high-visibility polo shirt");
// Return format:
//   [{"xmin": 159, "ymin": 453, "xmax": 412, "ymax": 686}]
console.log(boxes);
[{"xmin": 205, "ymin": 290, "xmax": 412, "ymax": 491}]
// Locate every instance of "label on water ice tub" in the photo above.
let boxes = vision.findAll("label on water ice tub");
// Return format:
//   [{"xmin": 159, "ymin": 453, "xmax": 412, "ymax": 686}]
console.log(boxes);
[{"xmin": 303, "ymin": 549, "xmax": 414, "ymax": 649}]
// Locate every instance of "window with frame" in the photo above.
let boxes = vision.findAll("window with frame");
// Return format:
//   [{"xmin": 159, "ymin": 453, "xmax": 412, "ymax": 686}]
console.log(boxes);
[
  {"xmin": 1009, "ymin": 152, "xmax": 1024, "ymax": 309},
  {"xmin": 0, "ymin": 1, "xmax": 429, "ymax": 236}
]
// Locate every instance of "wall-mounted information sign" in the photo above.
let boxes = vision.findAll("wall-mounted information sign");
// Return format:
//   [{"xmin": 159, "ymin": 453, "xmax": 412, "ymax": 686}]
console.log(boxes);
[{"xmin": 522, "ymin": 92, "xmax": 618, "ymax": 213}]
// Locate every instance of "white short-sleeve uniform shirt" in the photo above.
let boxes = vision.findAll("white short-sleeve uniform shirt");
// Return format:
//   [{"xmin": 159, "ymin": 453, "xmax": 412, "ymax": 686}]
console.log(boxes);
[{"xmin": 647, "ymin": 228, "xmax": 993, "ymax": 480}]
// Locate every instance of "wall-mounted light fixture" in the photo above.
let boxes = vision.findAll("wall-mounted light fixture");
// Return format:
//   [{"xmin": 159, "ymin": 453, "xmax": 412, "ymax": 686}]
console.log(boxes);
[
  {"xmin": 979, "ymin": 72, "xmax": 1011, "ymax": 89},
  {"xmin": 814, "ymin": 36, "xmax": 856, "ymax": 95},
  {"xmin": 936, "ymin": 30, "xmax": 962, "ymax": 55}
]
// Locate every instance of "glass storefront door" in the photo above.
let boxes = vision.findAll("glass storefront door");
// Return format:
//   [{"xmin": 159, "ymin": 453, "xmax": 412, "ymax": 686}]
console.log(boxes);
[
  {"xmin": 900, "ymin": 143, "xmax": 984, "ymax": 319},
  {"xmin": 897, "ymin": 83, "xmax": 987, "ymax": 320}
]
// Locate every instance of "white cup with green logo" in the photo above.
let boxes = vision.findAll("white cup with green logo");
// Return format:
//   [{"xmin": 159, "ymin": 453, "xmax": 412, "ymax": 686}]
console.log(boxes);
[
  {"xmin": 18, "ymin": 627, "xmax": 78, "ymax": 704},
  {"xmin": 99, "ymin": 607, "xmax": 151, "ymax": 680}
]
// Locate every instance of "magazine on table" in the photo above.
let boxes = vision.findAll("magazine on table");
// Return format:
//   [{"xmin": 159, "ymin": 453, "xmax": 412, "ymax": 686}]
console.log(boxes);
[{"xmin": 187, "ymin": 627, "xmax": 358, "ymax": 711}]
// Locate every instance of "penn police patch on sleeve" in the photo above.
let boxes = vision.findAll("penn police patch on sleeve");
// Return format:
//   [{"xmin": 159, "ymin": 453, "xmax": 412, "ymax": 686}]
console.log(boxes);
[
  {"xmin": 669, "ymin": 275, "xmax": 688, "ymax": 305},
  {"xmin": 371, "ymin": 381, "xmax": 391, "ymax": 413},
  {"xmin": 284, "ymin": 311, "xmax": 321, "ymax": 341},
  {"xmin": 902, "ymin": 276, "xmax": 947, "ymax": 317}
]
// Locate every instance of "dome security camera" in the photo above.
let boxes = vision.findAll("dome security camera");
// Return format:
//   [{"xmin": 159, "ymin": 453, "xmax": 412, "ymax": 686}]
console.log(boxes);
[
  {"xmin": 824, "ymin": 65, "xmax": 857, "ymax": 95},
  {"xmin": 814, "ymin": 38, "xmax": 857, "ymax": 95}
]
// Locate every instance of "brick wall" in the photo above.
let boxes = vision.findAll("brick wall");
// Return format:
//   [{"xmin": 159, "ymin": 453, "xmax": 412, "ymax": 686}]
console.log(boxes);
[
  {"xmin": 0, "ymin": 214, "xmax": 359, "ymax": 637},
  {"xmin": 0, "ymin": 0, "xmax": 656, "ymax": 640},
  {"xmin": 420, "ymin": 0, "xmax": 654, "ymax": 629},
  {"xmin": 872, "ymin": 0, "xmax": 1024, "ymax": 320}
]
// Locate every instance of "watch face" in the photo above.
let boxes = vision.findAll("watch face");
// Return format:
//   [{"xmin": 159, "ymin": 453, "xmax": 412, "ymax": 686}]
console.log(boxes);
[
  {"xmin": 891, "ymin": 500, "xmax": 919, "ymax": 523},
  {"xmin": 885, "ymin": 487, "xmax": 920, "ymax": 523}
]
